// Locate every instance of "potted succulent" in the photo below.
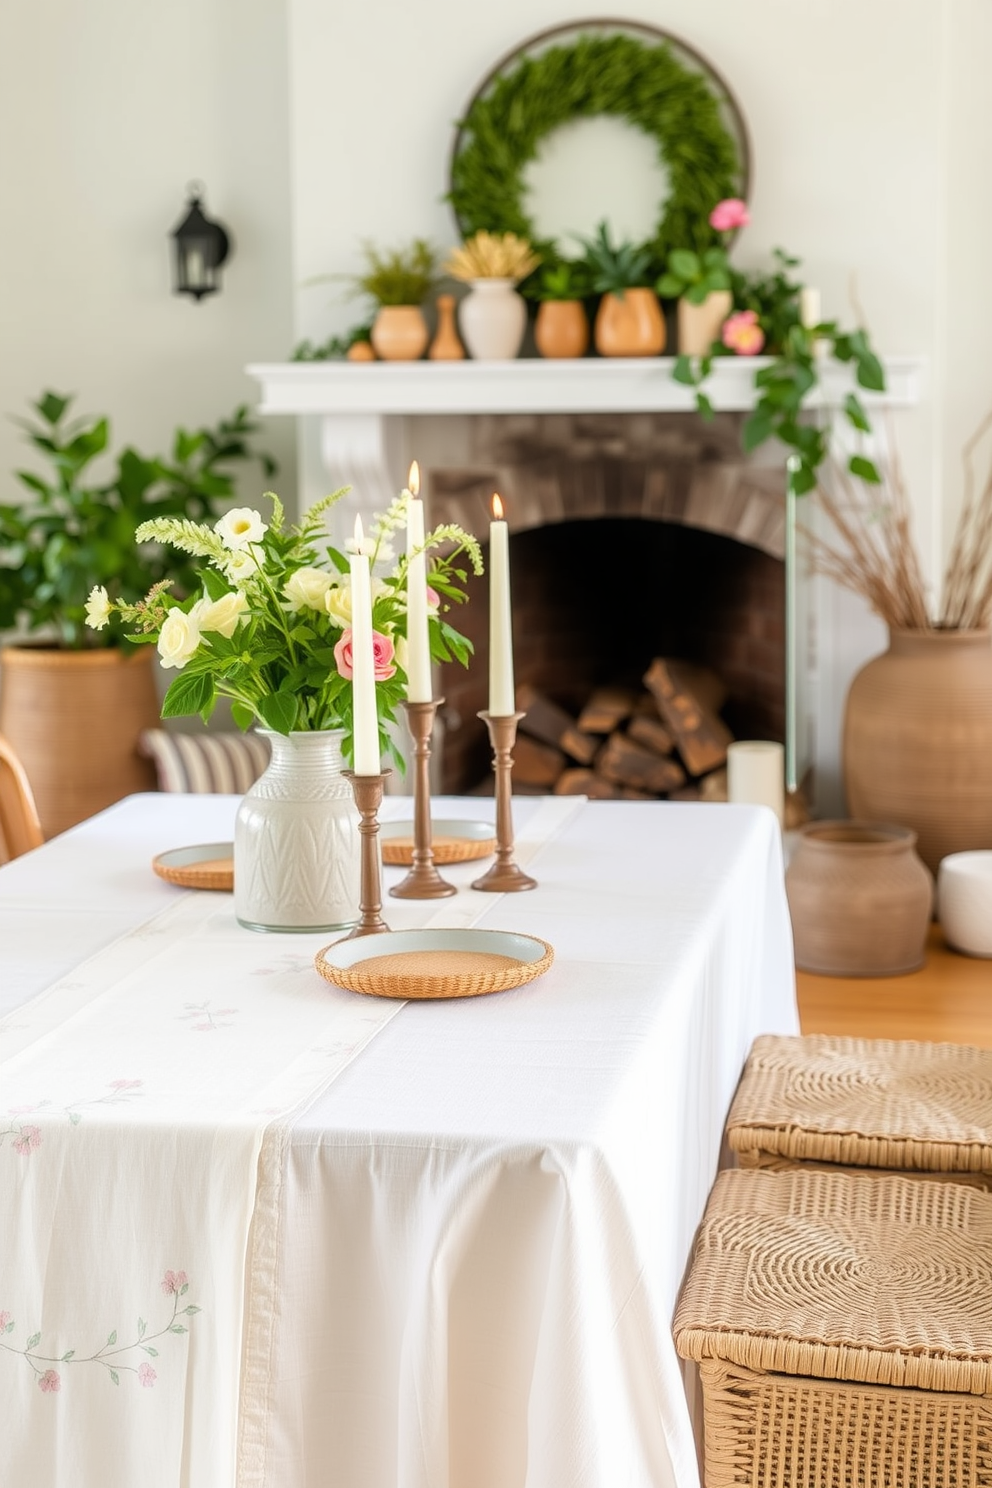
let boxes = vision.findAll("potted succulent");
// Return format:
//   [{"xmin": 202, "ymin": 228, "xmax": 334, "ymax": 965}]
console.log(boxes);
[
  {"xmin": 576, "ymin": 222, "xmax": 665, "ymax": 357},
  {"xmin": 444, "ymin": 231, "xmax": 541, "ymax": 360},
  {"xmin": 350, "ymin": 240, "xmax": 439, "ymax": 361},
  {"xmin": 656, "ymin": 197, "xmax": 742, "ymax": 355},
  {"xmin": 530, "ymin": 260, "xmax": 593, "ymax": 360},
  {"xmin": 0, "ymin": 392, "xmax": 275, "ymax": 836}
]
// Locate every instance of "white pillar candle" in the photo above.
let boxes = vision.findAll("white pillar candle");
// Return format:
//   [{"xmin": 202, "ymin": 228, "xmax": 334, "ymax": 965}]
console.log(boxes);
[
  {"xmin": 488, "ymin": 494, "xmax": 515, "ymax": 716},
  {"xmin": 727, "ymin": 741, "xmax": 785, "ymax": 827},
  {"xmin": 404, "ymin": 462, "xmax": 432, "ymax": 703},
  {"xmin": 349, "ymin": 515, "xmax": 380, "ymax": 775},
  {"xmin": 799, "ymin": 287, "xmax": 821, "ymax": 329}
]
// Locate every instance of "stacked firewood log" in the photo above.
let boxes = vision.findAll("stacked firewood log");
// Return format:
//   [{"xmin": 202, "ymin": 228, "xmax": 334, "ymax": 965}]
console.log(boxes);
[{"xmin": 514, "ymin": 660, "xmax": 736, "ymax": 803}]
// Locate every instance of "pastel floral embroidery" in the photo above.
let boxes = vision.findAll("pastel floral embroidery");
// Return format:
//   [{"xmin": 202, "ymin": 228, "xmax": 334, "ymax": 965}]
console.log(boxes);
[
  {"xmin": 64, "ymin": 1080, "xmax": 145, "ymax": 1126},
  {"xmin": 177, "ymin": 1001, "xmax": 238, "ymax": 1032},
  {"xmin": 1, "ymin": 1120, "xmax": 43, "ymax": 1156},
  {"xmin": 1, "ymin": 1270, "xmax": 200, "ymax": 1391}
]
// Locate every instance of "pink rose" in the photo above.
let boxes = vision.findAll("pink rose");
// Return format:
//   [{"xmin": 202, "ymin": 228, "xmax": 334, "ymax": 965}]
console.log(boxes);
[
  {"xmin": 333, "ymin": 629, "xmax": 397, "ymax": 682},
  {"xmin": 426, "ymin": 586, "xmax": 440, "ymax": 612},
  {"xmin": 12, "ymin": 1126, "xmax": 42, "ymax": 1156},
  {"xmin": 138, "ymin": 1362, "xmax": 157, "ymax": 1388},
  {"xmin": 161, "ymin": 1270, "xmax": 188, "ymax": 1295},
  {"xmin": 722, "ymin": 309, "xmax": 766, "ymax": 356},
  {"xmin": 709, "ymin": 197, "xmax": 749, "ymax": 232},
  {"xmin": 38, "ymin": 1370, "xmax": 61, "ymax": 1393}
]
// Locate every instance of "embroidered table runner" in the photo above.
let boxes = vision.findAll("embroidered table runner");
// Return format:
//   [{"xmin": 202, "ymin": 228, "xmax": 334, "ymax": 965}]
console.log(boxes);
[{"xmin": 0, "ymin": 794, "xmax": 582, "ymax": 1488}]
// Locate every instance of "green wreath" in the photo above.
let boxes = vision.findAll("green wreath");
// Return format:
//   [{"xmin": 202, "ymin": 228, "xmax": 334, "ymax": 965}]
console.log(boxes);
[{"xmin": 448, "ymin": 30, "xmax": 748, "ymax": 271}]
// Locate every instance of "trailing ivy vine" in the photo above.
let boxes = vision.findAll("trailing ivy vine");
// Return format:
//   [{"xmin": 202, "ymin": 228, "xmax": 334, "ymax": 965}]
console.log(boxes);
[{"xmin": 448, "ymin": 31, "xmax": 745, "ymax": 271}]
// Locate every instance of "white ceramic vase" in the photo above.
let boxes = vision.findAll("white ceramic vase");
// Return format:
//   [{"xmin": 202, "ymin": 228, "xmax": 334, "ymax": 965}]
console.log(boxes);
[
  {"xmin": 677, "ymin": 290, "xmax": 732, "ymax": 356},
  {"xmin": 458, "ymin": 279, "xmax": 527, "ymax": 360},
  {"xmin": 234, "ymin": 729, "xmax": 360, "ymax": 933}
]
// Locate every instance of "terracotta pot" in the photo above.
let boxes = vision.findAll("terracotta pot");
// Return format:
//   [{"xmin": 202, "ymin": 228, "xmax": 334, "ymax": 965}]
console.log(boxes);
[
  {"xmin": 346, "ymin": 339, "xmax": 376, "ymax": 362},
  {"xmin": 786, "ymin": 820, "xmax": 933, "ymax": 976},
  {"xmin": 843, "ymin": 628, "xmax": 992, "ymax": 873},
  {"xmin": 428, "ymin": 294, "xmax": 465, "ymax": 360},
  {"xmin": 0, "ymin": 644, "xmax": 159, "ymax": 838},
  {"xmin": 370, "ymin": 305, "xmax": 428, "ymax": 362},
  {"xmin": 458, "ymin": 279, "xmax": 527, "ymax": 360},
  {"xmin": 594, "ymin": 288, "xmax": 665, "ymax": 357},
  {"xmin": 677, "ymin": 290, "xmax": 732, "ymax": 356},
  {"xmin": 535, "ymin": 300, "xmax": 589, "ymax": 359}
]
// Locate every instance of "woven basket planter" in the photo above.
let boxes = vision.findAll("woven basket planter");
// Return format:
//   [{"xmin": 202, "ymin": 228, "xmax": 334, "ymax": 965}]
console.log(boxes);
[
  {"xmin": 726, "ymin": 1034, "xmax": 992, "ymax": 1181},
  {"xmin": 674, "ymin": 1168, "xmax": 992, "ymax": 1488}
]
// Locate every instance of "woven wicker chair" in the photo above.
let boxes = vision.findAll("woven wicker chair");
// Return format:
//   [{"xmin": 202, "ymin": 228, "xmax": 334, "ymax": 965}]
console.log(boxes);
[
  {"xmin": 675, "ymin": 1167, "xmax": 992, "ymax": 1488},
  {"xmin": 0, "ymin": 731, "xmax": 44, "ymax": 863},
  {"xmin": 726, "ymin": 1033, "xmax": 992, "ymax": 1181}
]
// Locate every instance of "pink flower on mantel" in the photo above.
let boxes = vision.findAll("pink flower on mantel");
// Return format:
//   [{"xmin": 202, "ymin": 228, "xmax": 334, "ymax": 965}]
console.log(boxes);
[
  {"xmin": 709, "ymin": 197, "xmax": 749, "ymax": 232},
  {"xmin": 138, "ymin": 1363, "xmax": 157, "ymax": 1388},
  {"xmin": 333, "ymin": 629, "xmax": 397, "ymax": 682},
  {"xmin": 12, "ymin": 1126, "xmax": 42, "ymax": 1156},
  {"xmin": 161, "ymin": 1270, "xmax": 188, "ymax": 1296},
  {"xmin": 38, "ymin": 1370, "xmax": 61, "ymax": 1393},
  {"xmin": 722, "ymin": 309, "xmax": 766, "ymax": 356}
]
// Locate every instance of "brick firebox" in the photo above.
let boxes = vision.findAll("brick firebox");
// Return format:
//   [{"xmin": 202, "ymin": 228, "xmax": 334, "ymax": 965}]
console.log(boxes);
[{"xmin": 427, "ymin": 412, "xmax": 786, "ymax": 794}]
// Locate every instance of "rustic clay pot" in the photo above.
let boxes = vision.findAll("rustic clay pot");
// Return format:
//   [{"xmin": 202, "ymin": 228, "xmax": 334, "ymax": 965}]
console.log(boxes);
[
  {"xmin": 677, "ymin": 289, "xmax": 732, "ymax": 356},
  {"xmin": 370, "ymin": 305, "xmax": 428, "ymax": 361},
  {"xmin": 843, "ymin": 628, "xmax": 992, "ymax": 874},
  {"xmin": 428, "ymin": 294, "xmax": 465, "ymax": 360},
  {"xmin": 346, "ymin": 339, "xmax": 376, "ymax": 362},
  {"xmin": 535, "ymin": 300, "xmax": 589, "ymax": 359},
  {"xmin": 0, "ymin": 644, "xmax": 159, "ymax": 838},
  {"xmin": 594, "ymin": 288, "xmax": 665, "ymax": 357},
  {"xmin": 786, "ymin": 820, "xmax": 933, "ymax": 976}
]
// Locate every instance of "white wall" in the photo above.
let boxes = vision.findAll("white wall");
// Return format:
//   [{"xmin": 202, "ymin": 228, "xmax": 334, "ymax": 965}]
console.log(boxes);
[{"xmin": 0, "ymin": 0, "xmax": 297, "ymax": 506}]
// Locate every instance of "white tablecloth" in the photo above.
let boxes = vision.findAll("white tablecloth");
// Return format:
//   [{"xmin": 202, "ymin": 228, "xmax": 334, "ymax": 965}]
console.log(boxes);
[{"xmin": 0, "ymin": 793, "xmax": 798, "ymax": 1488}]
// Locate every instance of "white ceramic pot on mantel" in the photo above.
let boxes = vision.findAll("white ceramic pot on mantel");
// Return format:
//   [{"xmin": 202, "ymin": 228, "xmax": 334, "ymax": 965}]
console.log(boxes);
[
  {"xmin": 677, "ymin": 289, "xmax": 732, "ymax": 357},
  {"xmin": 458, "ymin": 279, "xmax": 527, "ymax": 360}
]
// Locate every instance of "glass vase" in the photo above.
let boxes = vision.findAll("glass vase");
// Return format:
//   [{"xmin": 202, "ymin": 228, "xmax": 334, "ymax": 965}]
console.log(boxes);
[{"xmin": 234, "ymin": 729, "xmax": 360, "ymax": 933}]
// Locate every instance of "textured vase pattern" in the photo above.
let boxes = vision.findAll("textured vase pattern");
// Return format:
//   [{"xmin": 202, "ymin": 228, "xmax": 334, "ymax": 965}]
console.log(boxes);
[{"xmin": 234, "ymin": 730, "xmax": 360, "ymax": 932}]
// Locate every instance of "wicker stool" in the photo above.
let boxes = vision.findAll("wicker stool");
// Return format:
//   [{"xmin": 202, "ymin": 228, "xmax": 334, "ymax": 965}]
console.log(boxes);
[
  {"xmin": 726, "ymin": 1034, "xmax": 992, "ymax": 1180},
  {"xmin": 674, "ymin": 1168, "xmax": 992, "ymax": 1488}
]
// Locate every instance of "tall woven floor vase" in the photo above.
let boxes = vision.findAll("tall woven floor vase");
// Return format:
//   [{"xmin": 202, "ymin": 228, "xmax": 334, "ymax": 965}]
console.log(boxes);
[
  {"xmin": 234, "ymin": 729, "xmax": 360, "ymax": 933},
  {"xmin": 843, "ymin": 628, "xmax": 992, "ymax": 874},
  {"xmin": 0, "ymin": 643, "xmax": 158, "ymax": 838}
]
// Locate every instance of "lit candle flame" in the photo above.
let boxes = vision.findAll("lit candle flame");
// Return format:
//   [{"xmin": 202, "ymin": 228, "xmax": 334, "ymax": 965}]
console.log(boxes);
[
  {"xmin": 492, "ymin": 493, "xmax": 504, "ymax": 521},
  {"xmin": 408, "ymin": 460, "xmax": 420, "ymax": 498}
]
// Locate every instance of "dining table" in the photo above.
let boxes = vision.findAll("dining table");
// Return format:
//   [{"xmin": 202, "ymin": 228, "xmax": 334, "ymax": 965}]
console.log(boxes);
[{"xmin": 0, "ymin": 789, "xmax": 798, "ymax": 1488}]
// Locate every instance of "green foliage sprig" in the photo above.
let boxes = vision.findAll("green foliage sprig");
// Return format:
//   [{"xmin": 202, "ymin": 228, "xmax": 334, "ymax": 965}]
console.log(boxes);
[
  {"xmin": 672, "ymin": 250, "xmax": 885, "ymax": 493},
  {"xmin": 350, "ymin": 239, "xmax": 439, "ymax": 308},
  {"xmin": 448, "ymin": 31, "xmax": 744, "ymax": 271},
  {"xmin": 0, "ymin": 393, "xmax": 277, "ymax": 649},
  {"xmin": 575, "ymin": 222, "xmax": 654, "ymax": 296},
  {"xmin": 291, "ymin": 322, "xmax": 373, "ymax": 361},
  {"xmin": 525, "ymin": 259, "xmax": 593, "ymax": 303},
  {"xmin": 657, "ymin": 246, "xmax": 731, "ymax": 305}
]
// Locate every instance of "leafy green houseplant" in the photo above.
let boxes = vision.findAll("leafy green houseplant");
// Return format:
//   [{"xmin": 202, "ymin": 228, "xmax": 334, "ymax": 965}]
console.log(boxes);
[
  {"xmin": 575, "ymin": 223, "xmax": 665, "ymax": 357},
  {"xmin": 347, "ymin": 239, "xmax": 439, "ymax": 361},
  {"xmin": 528, "ymin": 261, "xmax": 594, "ymax": 360},
  {"xmin": 0, "ymin": 392, "xmax": 276, "ymax": 648}
]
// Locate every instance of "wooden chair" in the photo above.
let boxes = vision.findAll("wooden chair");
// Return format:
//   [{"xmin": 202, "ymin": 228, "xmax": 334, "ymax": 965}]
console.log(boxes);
[{"xmin": 0, "ymin": 732, "xmax": 44, "ymax": 863}]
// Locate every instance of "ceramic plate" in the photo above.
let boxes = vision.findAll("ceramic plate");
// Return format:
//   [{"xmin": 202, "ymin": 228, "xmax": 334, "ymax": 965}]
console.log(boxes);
[
  {"xmin": 380, "ymin": 818, "xmax": 496, "ymax": 866},
  {"xmin": 152, "ymin": 842, "xmax": 234, "ymax": 892},
  {"xmin": 314, "ymin": 927, "xmax": 554, "ymax": 1000}
]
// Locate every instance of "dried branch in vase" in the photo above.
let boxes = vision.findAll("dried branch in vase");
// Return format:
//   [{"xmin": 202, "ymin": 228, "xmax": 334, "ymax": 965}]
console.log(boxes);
[{"xmin": 807, "ymin": 411, "xmax": 992, "ymax": 633}]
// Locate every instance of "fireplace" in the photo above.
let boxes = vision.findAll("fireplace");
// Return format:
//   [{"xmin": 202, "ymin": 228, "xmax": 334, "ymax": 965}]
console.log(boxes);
[{"xmin": 428, "ymin": 412, "xmax": 786, "ymax": 794}]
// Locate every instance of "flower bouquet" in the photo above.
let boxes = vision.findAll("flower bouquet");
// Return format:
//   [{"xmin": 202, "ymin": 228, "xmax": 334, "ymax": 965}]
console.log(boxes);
[{"xmin": 86, "ymin": 486, "xmax": 482, "ymax": 771}]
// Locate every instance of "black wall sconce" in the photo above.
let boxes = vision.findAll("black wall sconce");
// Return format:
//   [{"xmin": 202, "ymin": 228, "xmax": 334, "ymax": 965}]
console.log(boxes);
[{"xmin": 171, "ymin": 182, "xmax": 232, "ymax": 301}]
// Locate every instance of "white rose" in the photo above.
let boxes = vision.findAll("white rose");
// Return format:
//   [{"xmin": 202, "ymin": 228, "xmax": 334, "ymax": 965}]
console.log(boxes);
[
  {"xmin": 284, "ymin": 567, "xmax": 335, "ymax": 613},
  {"xmin": 157, "ymin": 608, "xmax": 202, "ymax": 670},
  {"xmin": 224, "ymin": 547, "xmax": 260, "ymax": 584},
  {"xmin": 215, "ymin": 507, "xmax": 267, "ymax": 551},
  {"xmin": 324, "ymin": 580, "xmax": 352, "ymax": 628},
  {"xmin": 85, "ymin": 585, "xmax": 112, "ymax": 630},
  {"xmin": 191, "ymin": 590, "xmax": 248, "ymax": 638}
]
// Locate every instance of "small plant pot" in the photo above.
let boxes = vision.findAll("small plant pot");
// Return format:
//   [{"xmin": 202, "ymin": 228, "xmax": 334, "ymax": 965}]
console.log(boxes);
[
  {"xmin": 458, "ymin": 279, "xmax": 527, "ymax": 360},
  {"xmin": 370, "ymin": 305, "xmax": 428, "ymax": 362},
  {"xmin": 346, "ymin": 340, "xmax": 376, "ymax": 363},
  {"xmin": 786, "ymin": 820, "xmax": 933, "ymax": 977},
  {"xmin": 594, "ymin": 288, "xmax": 665, "ymax": 357},
  {"xmin": 677, "ymin": 290, "xmax": 732, "ymax": 356},
  {"xmin": 535, "ymin": 300, "xmax": 589, "ymax": 359}
]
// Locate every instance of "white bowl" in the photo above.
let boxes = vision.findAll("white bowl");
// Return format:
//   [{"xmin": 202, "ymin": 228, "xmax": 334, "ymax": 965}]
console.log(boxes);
[{"xmin": 937, "ymin": 851, "xmax": 992, "ymax": 957}]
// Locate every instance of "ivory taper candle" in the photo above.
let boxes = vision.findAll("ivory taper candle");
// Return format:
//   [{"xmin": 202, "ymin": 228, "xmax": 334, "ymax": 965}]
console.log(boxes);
[
  {"xmin": 349, "ymin": 515, "xmax": 379, "ymax": 775},
  {"xmin": 404, "ymin": 460, "xmax": 432, "ymax": 703},
  {"xmin": 488, "ymin": 493, "xmax": 514, "ymax": 716},
  {"xmin": 727, "ymin": 740, "xmax": 785, "ymax": 827}
]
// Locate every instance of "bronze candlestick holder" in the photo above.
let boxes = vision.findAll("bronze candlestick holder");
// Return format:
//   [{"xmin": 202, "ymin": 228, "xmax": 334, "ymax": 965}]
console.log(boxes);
[
  {"xmin": 343, "ymin": 770, "xmax": 391, "ymax": 937},
  {"xmin": 471, "ymin": 711, "xmax": 537, "ymax": 893},
  {"xmin": 390, "ymin": 698, "xmax": 456, "ymax": 900}
]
